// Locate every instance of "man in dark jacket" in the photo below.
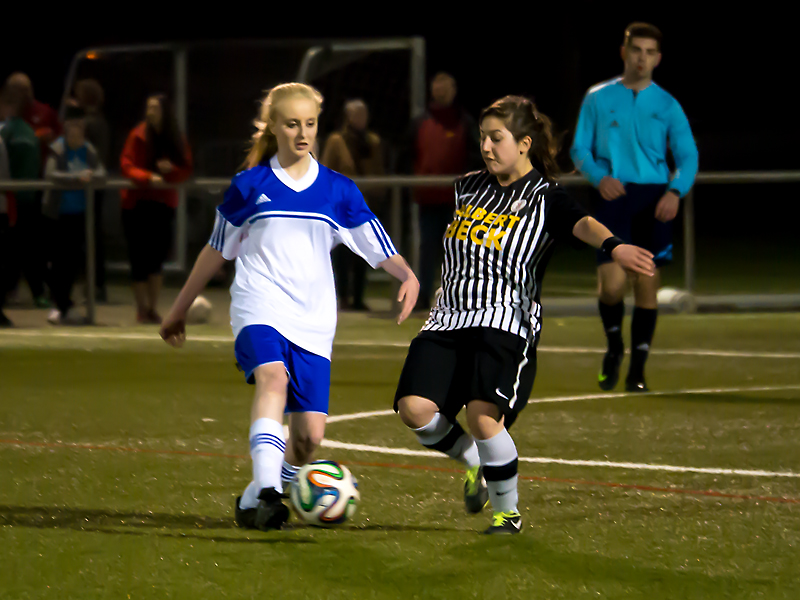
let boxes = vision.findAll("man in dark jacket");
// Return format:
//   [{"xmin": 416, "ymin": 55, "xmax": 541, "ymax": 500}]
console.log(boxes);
[{"xmin": 0, "ymin": 85, "xmax": 45, "ymax": 307}]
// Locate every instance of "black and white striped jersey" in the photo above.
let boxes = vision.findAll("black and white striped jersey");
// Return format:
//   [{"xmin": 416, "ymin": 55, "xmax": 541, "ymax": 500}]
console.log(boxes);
[{"xmin": 423, "ymin": 167, "xmax": 588, "ymax": 342}]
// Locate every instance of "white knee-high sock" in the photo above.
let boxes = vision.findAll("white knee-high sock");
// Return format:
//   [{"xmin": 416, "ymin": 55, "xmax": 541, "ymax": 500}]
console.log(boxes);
[
  {"xmin": 239, "ymin": 480, "xmax": 260, "ymax": 510},
  {"xmin": 281, "ymin": 461, "xmax": 301, "ymax": 491},
  {"xmin": 475, "ymin": 428, "xmax": 519, "ymax": 513},
  {"xmin": 250, "ymin": 417, "xmax": 286, "ymax": 495},
  {"xmin": 414, "ymin": 413, "xmax": 480, "ymax": 467}
]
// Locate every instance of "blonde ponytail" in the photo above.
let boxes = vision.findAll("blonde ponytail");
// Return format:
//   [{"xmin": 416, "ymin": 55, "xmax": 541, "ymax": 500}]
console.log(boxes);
[{"xmin": 243, "ymin": 82, "xmax": 324, "ymax": 170}]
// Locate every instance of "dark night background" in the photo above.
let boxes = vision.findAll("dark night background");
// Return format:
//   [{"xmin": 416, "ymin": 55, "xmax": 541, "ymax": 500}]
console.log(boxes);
[
  {"xmin": 1, "ymin": 6, "xmax": 797, "ymax": 269},
  {"xmin": 2, "ymin": 8, "xmax": 796, "ymax": 170}
]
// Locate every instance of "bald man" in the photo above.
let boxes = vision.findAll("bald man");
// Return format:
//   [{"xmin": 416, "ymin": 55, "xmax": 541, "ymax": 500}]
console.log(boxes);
[{"xmin": 6, "ymin": 73, "xmax": 61, "ymax": 149}]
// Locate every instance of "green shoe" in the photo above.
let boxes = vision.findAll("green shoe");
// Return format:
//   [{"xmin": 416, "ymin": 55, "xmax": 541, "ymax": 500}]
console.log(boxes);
[
  {"xmin": 598, "ymin": 350, "xmax": 623, "ymax": 391},
  {"xmin": 484, "ymin": 510, "xmax": 522, "ymax": 535},
  {"xmin": 464, "ymin": 465, "xmax": 489, "ymax": 514}
]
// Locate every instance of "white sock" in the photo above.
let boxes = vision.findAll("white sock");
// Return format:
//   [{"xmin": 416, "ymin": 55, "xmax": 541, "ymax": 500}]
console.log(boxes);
[
  {"xmin": 281, "ymin": 461, "xmax": 301, "ymax": 491},
  {"xmin": 414, "ymin": 413, "xmax": 480, "ymax": 467},
  {"xmin": 250, "ymin": 417, "xmax": 286, "ymax": 494},
  {"xmin": 475, "ymin": 428, "xmax": 519, "ymax": 514},
  {"xmin": 239, "ymin": 480, "xmax": 259, "ymax": 510}
]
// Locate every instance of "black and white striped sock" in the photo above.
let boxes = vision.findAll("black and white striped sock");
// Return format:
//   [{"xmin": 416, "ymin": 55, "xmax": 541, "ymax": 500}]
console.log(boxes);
[
  {"xmin": 414, "ymin": 413, "xmax": 480, "ymax": 467},
  {"xmin": 475, "ymin": 428, "xmax": 519, "ymax": 513}
]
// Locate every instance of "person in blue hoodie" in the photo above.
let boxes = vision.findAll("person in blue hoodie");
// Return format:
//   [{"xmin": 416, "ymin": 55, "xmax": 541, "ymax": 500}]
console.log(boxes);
[
  {"xmin": 571, "ymin": 22, "xmax": 698, "ymax": 393},
  {"xmin": 42, "ymin": 102, "xmax": 106, "ymax": 325}
]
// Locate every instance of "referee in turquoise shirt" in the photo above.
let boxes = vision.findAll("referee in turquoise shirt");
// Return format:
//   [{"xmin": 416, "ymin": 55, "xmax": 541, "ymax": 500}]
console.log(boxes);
[{"xmin": 571, "ymin": 22, "xmax": 698, "ymax": 393}]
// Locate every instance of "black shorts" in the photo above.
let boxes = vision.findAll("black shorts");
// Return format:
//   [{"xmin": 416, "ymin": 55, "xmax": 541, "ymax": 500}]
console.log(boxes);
[
  {"xmin": 592, "ymin": 183, "xmax": 673, "ymax": 268},
  {"xmin": 122, "ymin": 200, "xmax": 176, "ymax": 282},
  {"xmin": 393, "ymin": 327, "xmax": 537, "ymax": 429}
]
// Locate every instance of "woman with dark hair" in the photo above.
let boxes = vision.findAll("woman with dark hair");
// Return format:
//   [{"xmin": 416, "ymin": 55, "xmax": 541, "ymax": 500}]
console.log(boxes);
[
  {"xmin": 120, "ymin": 94, "xmax": 193, "ymax": 324},
  {"xmin": 392, "ymin": 95, "xmax": 656, "ymax": 534}
]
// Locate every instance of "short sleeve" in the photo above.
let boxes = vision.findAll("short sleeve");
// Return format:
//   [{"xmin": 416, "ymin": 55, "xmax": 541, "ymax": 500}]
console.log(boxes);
[
  {"xmin": 544, "ymin": 186, "xmax": 589, "ymax": 243},
  {"xmin": 335, "ymin": 179, "xmax": 397, "ymax": 268},
  {"xmin": 208, "ymin": 182, "xmax": 248, "ymax": 260}
]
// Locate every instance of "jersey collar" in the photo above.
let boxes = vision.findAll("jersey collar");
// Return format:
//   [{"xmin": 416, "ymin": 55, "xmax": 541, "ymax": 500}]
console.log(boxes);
[
  {"xmin": 270, "ymin": 154, "xmax": 319, "ymax": 193},
  {"xmin": 491, "ymin": 166, "xmax": 545, "ymax": 193}
]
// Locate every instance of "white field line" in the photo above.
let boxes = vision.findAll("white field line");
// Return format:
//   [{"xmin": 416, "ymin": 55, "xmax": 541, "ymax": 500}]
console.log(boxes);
[
  {"xmin": 319, "ymin": 440, "xmax": 800, "ymax": 479},
  {"xmin": 3, "ymin": 330, "xmax": 800, "ymax": 359},
  {"xmin": 326, "ymin": 385, "xmax": 800, "ymax": 424},
  {"xmin": 322, "ymin": 384, "xmax": 800, "ymax": 478},
  {"xmin": 527, "ymin": 385, "xmax": 800, "ymax": 404}
]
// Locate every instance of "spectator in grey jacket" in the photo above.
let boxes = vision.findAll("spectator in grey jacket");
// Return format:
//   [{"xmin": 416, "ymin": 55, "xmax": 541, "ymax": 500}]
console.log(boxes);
[
  {"xmin": 43, "ymin": 102, "xmax": 106, "ymax": 325},
  {"xmin": 0, "ymin": 136, "xmax": 12, "ymax": 326}
]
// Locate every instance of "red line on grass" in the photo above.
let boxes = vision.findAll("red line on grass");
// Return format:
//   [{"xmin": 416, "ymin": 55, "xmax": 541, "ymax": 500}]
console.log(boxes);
[
  {"xmin": 0, "ymin": 438, "xmax": 246, "ymax": 460},
  {"xmin": 3, "ymin": 439, "xmax": 799, "ymax": 505}
]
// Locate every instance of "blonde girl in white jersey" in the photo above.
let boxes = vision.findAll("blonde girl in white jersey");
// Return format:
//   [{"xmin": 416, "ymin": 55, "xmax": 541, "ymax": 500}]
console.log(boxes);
[{"xmin": 160, "ymin": 83, "xmax": 419, "ymax": 531}]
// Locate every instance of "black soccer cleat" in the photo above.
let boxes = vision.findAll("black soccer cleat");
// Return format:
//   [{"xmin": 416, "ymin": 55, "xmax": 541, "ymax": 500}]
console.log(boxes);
[
  {"xmin": 483, "ymin": 511, "xmax": 522, "ymax": 535},
  {"xmin": 625, "ymin": 377, "xmax": 649, "ymax": 393},
  {"xmin": 598, "ymin": 351, "xmax": 623, "ymax": 391},
  {"xmin": 234, "ymin": 496, "xmax": 258, "ymax": 529},
  {"xmin": 254, "ymin": 487, "xmax": 290, "ymax": 531},
  {"xmin": 464, "ymin": 466, "xmax": 489, "ymax": 514}
]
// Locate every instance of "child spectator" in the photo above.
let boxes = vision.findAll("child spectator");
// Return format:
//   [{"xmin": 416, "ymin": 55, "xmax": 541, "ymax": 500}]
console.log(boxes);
[{"xmin": 42, "ymin": 102, "xmax": 106, "ymax": 325}]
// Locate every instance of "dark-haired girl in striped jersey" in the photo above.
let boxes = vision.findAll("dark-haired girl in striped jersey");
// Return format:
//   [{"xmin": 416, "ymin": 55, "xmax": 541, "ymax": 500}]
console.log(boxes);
[{"xmin": 393, "ymin": 96, "xmax": 655, "ymax": 534}]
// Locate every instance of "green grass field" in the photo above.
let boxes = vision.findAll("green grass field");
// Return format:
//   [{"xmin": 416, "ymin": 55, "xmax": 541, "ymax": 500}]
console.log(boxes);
[{"xmin": 2, "ymin": 311, "xmax": 800, "ymax": 599}]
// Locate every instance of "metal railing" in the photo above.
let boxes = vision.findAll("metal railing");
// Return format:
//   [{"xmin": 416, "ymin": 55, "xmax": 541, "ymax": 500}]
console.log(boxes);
[{"xmin": 3, "ymin": 170, "xmax": 800, "ymax": 324}]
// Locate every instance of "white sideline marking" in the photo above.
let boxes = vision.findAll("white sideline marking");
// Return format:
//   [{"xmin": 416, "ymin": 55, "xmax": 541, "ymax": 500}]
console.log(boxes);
[
  {"xmin": 527, "ymin": 385, "xmax": 800, "ymax": 404},
  {"xmin": 2, "ymin": 330, "xmax": 800, "ymax": 359},
  {"xmin": 319, "ymin": 439, "xmax": 800, "ymax": 479},
  {"xmin": 325, "ymin": 385, "xmax": 800, "ymax": 424},
  {"xmin": 327, "ymin": 410, "xmax": 396, "ymax": 423}
]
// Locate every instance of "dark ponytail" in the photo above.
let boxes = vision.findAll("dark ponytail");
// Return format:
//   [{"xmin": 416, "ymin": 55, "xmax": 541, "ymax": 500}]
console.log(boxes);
[{"xmin": 479, "ymin": 95, "xmax": 561, "ymax": 180}]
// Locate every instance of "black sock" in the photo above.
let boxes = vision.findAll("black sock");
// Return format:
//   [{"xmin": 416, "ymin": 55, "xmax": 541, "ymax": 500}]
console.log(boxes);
[
  {"xmin": 599, "ymin": 300, "xmax": 624, "ymax": 355},
  {"xmin": 629, "ymin": 307, "xmax": 658, "ymax": 380}
]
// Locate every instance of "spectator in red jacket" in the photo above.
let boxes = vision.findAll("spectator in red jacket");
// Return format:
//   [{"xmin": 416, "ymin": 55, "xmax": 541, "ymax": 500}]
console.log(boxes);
[
  {"xmin": 5, "ymin": 73, "xmax": 61, "ymax": 150},
  {"xmin": 120, "ymin": 94, "xmax": 192, "ymax": 324},
  {"xmin": 405, "ymin": 72, "xmax": 482, "ymax": 311}
]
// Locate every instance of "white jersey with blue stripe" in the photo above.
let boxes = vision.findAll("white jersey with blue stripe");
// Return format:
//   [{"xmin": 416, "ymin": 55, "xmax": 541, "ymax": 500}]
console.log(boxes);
[{"xmin": 209, "ymin": 155, "xmax": 396, "ymax": 359}]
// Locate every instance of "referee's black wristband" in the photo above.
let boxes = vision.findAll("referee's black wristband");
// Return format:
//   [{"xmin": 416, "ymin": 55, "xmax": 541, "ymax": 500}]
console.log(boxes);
[{"xmin": 601, "ymin": 236, "xmax": 625, "ymax": 258}]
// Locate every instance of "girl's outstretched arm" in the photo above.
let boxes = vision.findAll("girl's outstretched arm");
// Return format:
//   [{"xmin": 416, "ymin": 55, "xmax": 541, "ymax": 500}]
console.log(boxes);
[
  {"xmin": 160, "ymin": 245, "xmax": 228, "ymax": 347},
  {"xmin": 378, "ymin": 254, "xmax": 420, "ymax": 325}
]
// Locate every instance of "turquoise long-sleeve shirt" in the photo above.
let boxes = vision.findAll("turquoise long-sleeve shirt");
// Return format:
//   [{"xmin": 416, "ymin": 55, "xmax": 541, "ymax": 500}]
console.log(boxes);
[{"xmin": 570, "ymin": 77, "xmax": 698, "ymax": 197}]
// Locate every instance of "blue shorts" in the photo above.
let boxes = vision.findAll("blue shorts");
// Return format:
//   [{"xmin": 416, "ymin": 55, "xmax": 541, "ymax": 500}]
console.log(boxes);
[
  {"xmin": 592, "ymin": 183, "xmax": 673, "ymax": 268},
  {"xmin": 234, "ymin": 325, "xmax": 331, "ymax": 414}
]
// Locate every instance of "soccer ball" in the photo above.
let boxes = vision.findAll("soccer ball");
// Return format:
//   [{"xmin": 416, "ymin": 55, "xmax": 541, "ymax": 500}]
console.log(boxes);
[
  {"xmin": 656, "ymin": 287, "xmax": 697, "ymax": 313},
  {"xmin": 186, "ymin": 295, "xmax": 213, "ymax": 324},
  {"xmin": 289, "ymin": 460, "xmax": 360, "ymax": 527}
]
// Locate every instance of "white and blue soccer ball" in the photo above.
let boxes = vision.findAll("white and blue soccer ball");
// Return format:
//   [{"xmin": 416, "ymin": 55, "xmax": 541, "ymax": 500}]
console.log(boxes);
[{"xmin": 289, "ymin": 460, "xmax": 360, "ymax": 527}]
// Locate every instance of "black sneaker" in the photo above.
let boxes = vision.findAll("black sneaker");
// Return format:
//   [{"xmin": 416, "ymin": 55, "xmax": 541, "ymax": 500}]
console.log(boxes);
[
  {"xmin": 464, "ymin": 466, "xmax": 489, "ymax": 514},
  {"xmin": 484, "ymin": 511, "xmax": 522, "ymax": 535},
  {"xmin": 625, "ymin": 377, "xmax": 649, "ymax": 393},
  {"xmin": 598, "ymin": 351, "xmax": 623, "ymax": 391},
  {"xmin": 254, "ymin": 487, "xmax": 290, "ymax": 531},
  {"xmin": 234, "ymin": 495, "xmax": 258, "ymax": 529}
]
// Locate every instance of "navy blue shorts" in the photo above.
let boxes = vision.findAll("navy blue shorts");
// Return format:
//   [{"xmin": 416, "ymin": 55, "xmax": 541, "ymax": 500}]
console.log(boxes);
[
  {"xmin": 234, "ymin": 325, "xmax": 331, "ymax": 414},
  {"xmin": 592, "ymin": 183, "xmax": 673, "ymax": 268}
]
